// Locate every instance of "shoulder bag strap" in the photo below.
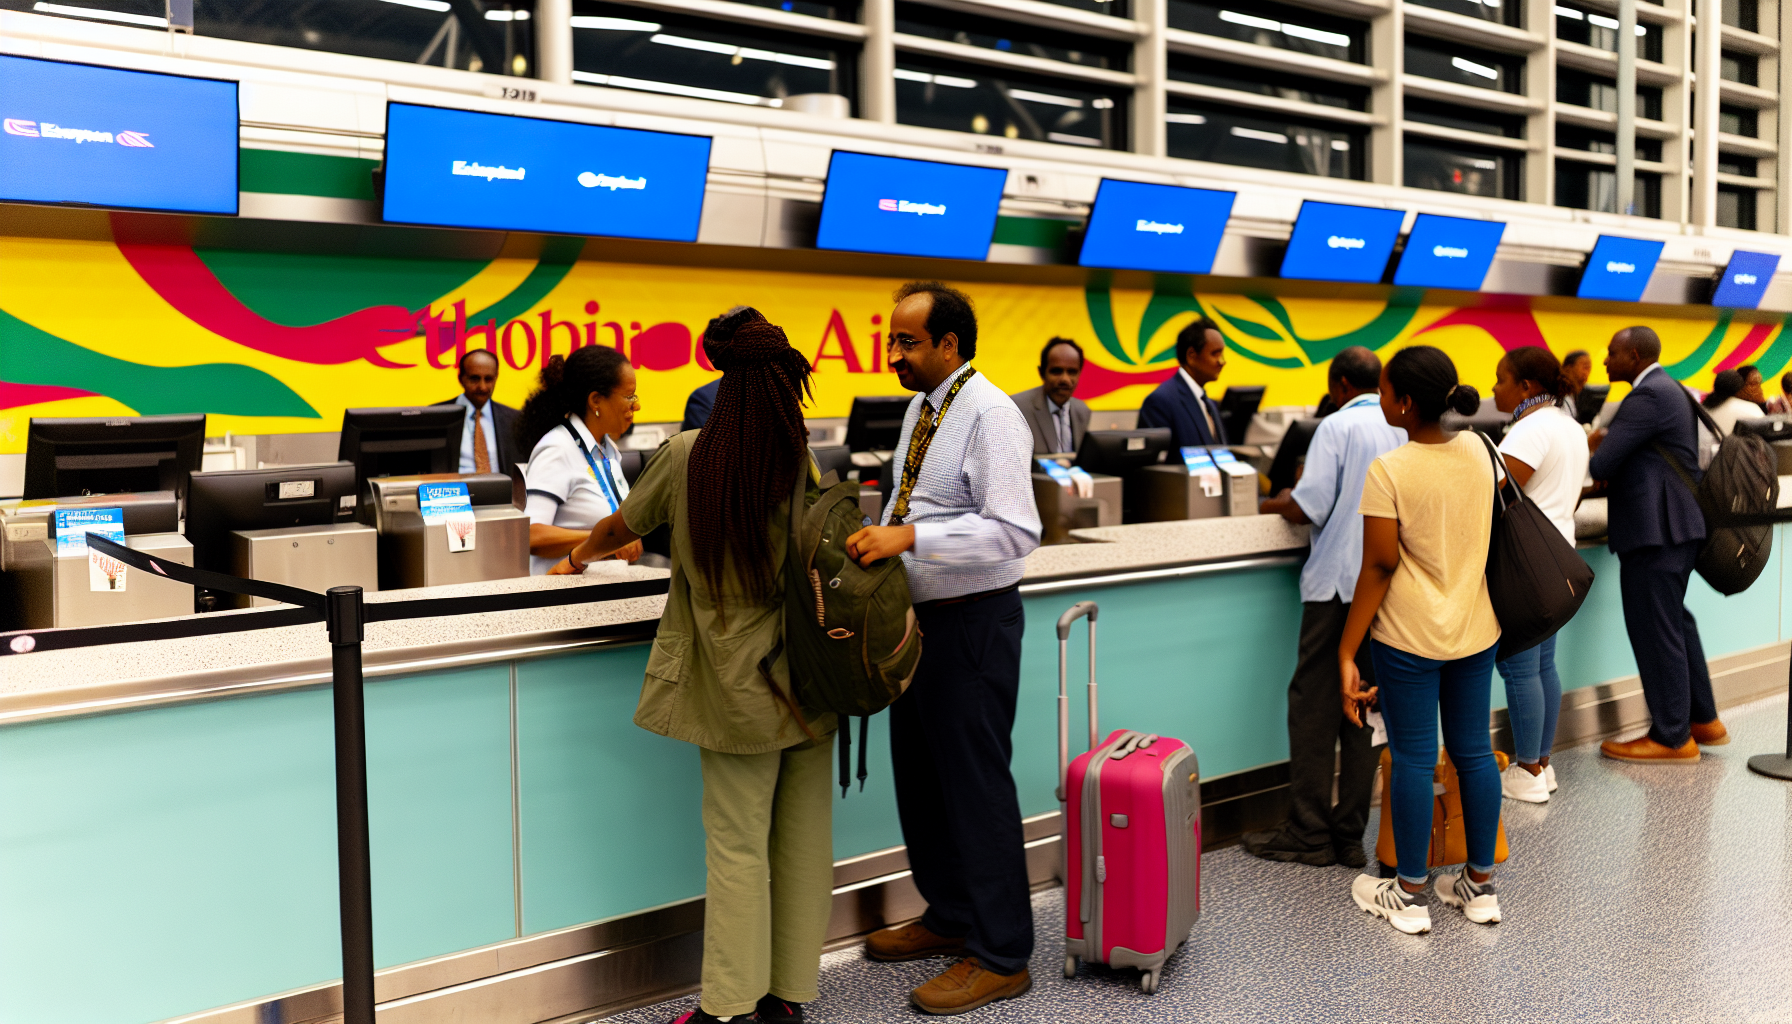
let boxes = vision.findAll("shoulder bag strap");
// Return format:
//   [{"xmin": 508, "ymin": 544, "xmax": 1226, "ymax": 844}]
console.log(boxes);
[{"xmin": 1474, "ymin": 430, "xmax": 1517, "ymax": 514}]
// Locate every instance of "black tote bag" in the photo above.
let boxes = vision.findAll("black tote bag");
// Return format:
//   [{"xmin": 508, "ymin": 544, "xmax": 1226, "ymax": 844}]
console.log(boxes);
[{"xmin": 1475, "ymin": 432, "xmax": 1595, "ymax": 660}]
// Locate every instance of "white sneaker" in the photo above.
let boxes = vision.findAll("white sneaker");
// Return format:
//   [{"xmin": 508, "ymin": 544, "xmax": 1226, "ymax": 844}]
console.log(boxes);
[
  {"xmin": 1351, "ymin": 873, "xmax": 1431, "ymax": 934},
  {"xmin": 1436, "ymin": 870, "xmax": 1502, "ymax": 924},
  {"xmin": 1501, "ymin": 763, "xmax": 1549, "ymax": 803},
  {"xmin": 1543, "ymin": 764, "xmax": 1558, "ymax": 793}
]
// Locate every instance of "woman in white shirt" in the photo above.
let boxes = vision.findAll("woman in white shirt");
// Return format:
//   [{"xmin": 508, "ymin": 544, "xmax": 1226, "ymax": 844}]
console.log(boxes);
[
  {"xmin": 1488, "ymin": 347, "xmax": 1590, "ymax": 804},
  {"xmin": 1704, "ymin": 369, "xmax": 1763, "ymax": 436},
  {"xmin": 518, "ymin": 344, "xmax": 643, "ymax": 574}
]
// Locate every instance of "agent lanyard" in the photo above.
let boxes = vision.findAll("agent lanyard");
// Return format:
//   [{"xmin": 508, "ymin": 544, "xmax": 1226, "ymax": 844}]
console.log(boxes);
[
  {"xmin": 888, "ymin": 366, "xmax": 977, "ymax": 525},
  {"xmin": 563, "ymin": 420, "xmax": 623, "ymax": 513}
]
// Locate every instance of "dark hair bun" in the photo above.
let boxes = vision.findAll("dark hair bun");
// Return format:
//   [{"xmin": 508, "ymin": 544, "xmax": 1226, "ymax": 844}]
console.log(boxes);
[{"xmin": 1447, "ymin": 383, "xmax": 1481, "ymax": 416}]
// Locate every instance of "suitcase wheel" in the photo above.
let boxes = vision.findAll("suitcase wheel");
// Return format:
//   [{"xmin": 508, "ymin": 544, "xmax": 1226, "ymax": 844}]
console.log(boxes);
[
  {"xmin": 1062, "ymin": 955, "xmax": 1077, "ymax": 979},
  {"xmin": 1140, "ymin": 970, "xmax": 1159, "ymax": 995}
]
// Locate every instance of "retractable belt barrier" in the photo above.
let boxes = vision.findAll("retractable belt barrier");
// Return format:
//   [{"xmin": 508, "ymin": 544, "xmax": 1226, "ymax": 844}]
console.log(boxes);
[{"xmin": 36, "ymin": 534, "xmax": 671, "ymax": 1024}]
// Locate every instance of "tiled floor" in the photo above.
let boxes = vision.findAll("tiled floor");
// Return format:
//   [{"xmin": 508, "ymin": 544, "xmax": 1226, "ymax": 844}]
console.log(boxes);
[{"xmin": 610, "ymin": 693, "xmax": 1792, "ymax": 1024}]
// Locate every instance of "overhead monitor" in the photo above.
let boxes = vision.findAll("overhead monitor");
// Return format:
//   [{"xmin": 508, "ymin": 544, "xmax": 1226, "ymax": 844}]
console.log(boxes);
[
  {"xmin": 381, "ymin": 102, "xmax": 713, "ymax": 240},
  {"xmin": 23, "ymin": 415, "xmax": 207, "ymax": 501},
  {"xmin": 1577, "ymin": 235, "xmax": 1664, "ymax": 301},
  {"xmin": 1078, "ymin": 179, "xmax": 1237, "ymax": 275},
  {"xmin": 1279, "ymin": 201, "xmax": 1405, "ymax": 283},
  {"xmin": 1392, "ymin": 214, "xmax": 1507, "ymax": 290},
  {"xmin": 815, "ymin": 151, "xmax": 1007, "ymax": 260},
  {"xmin": 1711, "ymin": 249, "xmax": 1781, "ymax": 308},
  {"xmin": 0, "ymin": 54, "xmax": 238, "ymax": 215}
]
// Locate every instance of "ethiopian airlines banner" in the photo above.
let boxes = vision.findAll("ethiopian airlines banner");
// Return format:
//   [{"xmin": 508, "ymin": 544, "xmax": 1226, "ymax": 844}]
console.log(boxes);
[{"xmin": 2, "ymin": 221, "xmax": 1788, "ymax": 453}]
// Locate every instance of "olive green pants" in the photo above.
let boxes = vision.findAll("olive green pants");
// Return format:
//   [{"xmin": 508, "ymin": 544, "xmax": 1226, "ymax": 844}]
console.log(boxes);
[{"xmin": 698, "ymin": 737, "xmax": 835, "ymax": 1017}]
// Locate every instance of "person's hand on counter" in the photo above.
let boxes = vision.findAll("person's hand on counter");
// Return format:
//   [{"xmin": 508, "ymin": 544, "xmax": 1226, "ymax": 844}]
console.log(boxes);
[
  {"xmin": 613, "ymin": 540, "xmax": 644, "ymax": 564},
  {"xmin": 846, "ymin": 524, "xmax": 915, "ymax": 568},
  {"xmin": 1259, "ymin": 488, "xmax": 1313, "ymax": 525},
  {"xmin": 551, "ymin": 510, "xmax": 642, "ymax": 574}
]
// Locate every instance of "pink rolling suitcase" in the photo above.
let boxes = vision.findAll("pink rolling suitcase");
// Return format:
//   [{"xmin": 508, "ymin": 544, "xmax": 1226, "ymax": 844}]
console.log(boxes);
[{"xmin": 1057, "ymin": 601, "xmax": 1201, "ymax": 994}]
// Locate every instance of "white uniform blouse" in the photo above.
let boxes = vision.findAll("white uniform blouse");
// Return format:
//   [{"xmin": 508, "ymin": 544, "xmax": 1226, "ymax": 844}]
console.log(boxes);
[{"xmin": 523, "ymin": 416, "xmax": 630, "ymax": 575}]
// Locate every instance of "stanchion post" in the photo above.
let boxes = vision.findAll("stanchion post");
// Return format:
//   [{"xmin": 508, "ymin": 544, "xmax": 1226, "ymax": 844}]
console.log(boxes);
[
  {"xmin": 327, "ymin": 585, "xmax": 376, "ymax": 1024},
  {"xmin": 1747, "ymin": 650, "xmax": 1792, "ymax": 780}
]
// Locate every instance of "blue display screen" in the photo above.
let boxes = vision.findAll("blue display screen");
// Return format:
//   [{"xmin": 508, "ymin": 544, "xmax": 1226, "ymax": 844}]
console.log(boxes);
[
  {"xmin": 1279, "ymin": 201, "xmax": 1404, "ymax": 283},
  {"xmin": 1078, "ymin": 179, "xmax": 1236, "ymax": 274},
  {"xmin": 1711, "ymin": 249, "xmax": 1781, "ymax": 308},
  {"xmin": 381, "ymin": 103, "xmax": 712, "ymax": 240},
  {"xmin": 1577, "ymin": 235, "xmax": 1665, "ymax": 301},
  {"xmin": 1392, "ymin": 214, "xmax": 1506, "ymax": 290},
  {"xmin": 815, "ymin": 151, "xmax": 1007, "ymax": 260},
  {"xmin": 0, "ymin": 55, "xmax": 238, "ymax": 215}
]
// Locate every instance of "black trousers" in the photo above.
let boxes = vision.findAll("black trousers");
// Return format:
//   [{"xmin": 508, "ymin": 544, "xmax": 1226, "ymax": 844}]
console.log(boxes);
[
  {"xmin": 1619, "ymin": 542, "xmax": 1717, "ymax": 747},
  {"xmin": 1283, "ymin": 599, "xmax": 1379, "ymax": 851},
  {"xmin": 890, "ymin": 589, "xmax": 1033, "ymax": 975}
]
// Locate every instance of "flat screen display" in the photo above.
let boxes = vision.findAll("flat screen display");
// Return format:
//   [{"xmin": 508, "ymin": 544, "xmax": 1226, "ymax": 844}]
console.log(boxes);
[
  {"xmin": 1279, "ymin": 201, "xmax": 1404, "ymax": 283},
  {"xmin": 381, "ymin": 103, "xmax": 712, "ymax": 240},
  {"xmin": 1392, "ymin": 214, "xmax": 1507, "ymax": 290},
  {"xmin": 1711, "ymin": 249, "xmax": 1781, "ymax": 308},
  {"xmin": 1577, "ymin": 235, "xmax": 1665, "ymax": 301},
  {"xmin": 815, "ymin": 151, "xmax": 1007, "ymax": 260},
  {"xmin": 1078, "ymin": 179, "xmax": 1236, "ymax": 274},
  {"xmin": 0, "ymin": 54, "xmax": 238, "ymax": 215}
]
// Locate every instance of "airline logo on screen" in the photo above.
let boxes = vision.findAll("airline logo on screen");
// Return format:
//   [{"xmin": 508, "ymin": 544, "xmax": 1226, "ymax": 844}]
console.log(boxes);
[
  {"xmin": 1605, "ymin": 260, "xmax": 1636, "ymax": 274},
  {"xmin": 1735, "ymin": 272, "xmax": 1759, "ymax": 286},
  {"xmin": 878, "ymin": 198, "xmax": 947, "ymax": 215},
  {"xmin": 578, "ymin": 171, "xmax": 646, "ymax": 191},
  {"xmin": 452, "ymin": 160, "xmax": 526, "ymax": 181},
  {"xmin": 1433, "ymin": 245, "xmax": 1470, "ymax": 258},
  {"xmin": 1327, "ymin": 235, "xmax": 1366, "ymax": 250},
  {"xmin": 1135, "ymin": 219, "xmax": 1184, "ymax": 235},
  {"xmin": 4, "ymin": 119, "xmax": 153, "ymax": 147}
]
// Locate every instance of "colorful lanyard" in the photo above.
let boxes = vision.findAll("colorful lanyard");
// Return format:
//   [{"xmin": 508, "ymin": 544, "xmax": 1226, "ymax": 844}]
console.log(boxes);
[
  {"xmin": 563, "ymin": 421, "xmax": 622, "ymax": 512},
  {"xmin": 1511, "ymin": 394, "xmax": 1555, "ymax": 422},
  {"xmin": 889, "ymin": 367, "xmax": 977, "ymax": 525}
]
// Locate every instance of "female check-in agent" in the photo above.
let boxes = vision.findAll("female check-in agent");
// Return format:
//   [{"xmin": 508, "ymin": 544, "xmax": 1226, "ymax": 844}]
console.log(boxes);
[{"xmin": 517, "ymin": 344, "xmax": 643, "ymax": 574}]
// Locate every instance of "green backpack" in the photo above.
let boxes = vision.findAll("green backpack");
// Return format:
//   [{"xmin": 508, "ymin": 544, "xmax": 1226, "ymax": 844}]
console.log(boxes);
[{"xmin": 784, "ymin": 458, "xmax": 923, "ymax": 794}]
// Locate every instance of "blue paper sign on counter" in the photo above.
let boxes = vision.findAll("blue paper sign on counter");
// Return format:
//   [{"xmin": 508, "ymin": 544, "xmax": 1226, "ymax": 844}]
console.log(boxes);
[
  {"xmin": 53, "ymin": 506, "xmax": 127, "ymax": 591},
  {"xmin": 1577, "ymin": 235, "xmax": 1665, "ymax": 301},
  {"xmin": 1280, "ymin": 201, "xmax": 1405, "ymax": 283},
  {"xmin": 1711, "ymin": 250, "xmax": 1781, "ymax": 308},
  {"xmin": 419, "ymin": 482, "xmax": 477, "ymax": 552},
  {"xmin": 1392, "ymin": 214, "xmax": 1507, "ymax": 290},
  {"xmin": 1078, "ymin": 179, "xmax": 1237, "ymax": 275}
]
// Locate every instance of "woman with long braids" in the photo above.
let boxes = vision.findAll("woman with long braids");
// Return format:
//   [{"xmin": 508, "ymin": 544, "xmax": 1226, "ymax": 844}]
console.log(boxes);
[
  {"xmin": 517, "ymin": 343, "xmax": 643, "ymax": 574},
  {"xmin": 551, "ymin": 307, "xmax": 834, "ymax": 1024}
]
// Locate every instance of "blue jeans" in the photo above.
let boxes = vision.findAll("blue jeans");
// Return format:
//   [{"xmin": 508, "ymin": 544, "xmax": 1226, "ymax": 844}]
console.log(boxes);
[
  {"xmin": 1370, "ymin": 639, "xmax": 1501, "ymax": 886},
  {"xmin": 1496, "ymin": 634, "xmax": 1561, "ymax": 764}
]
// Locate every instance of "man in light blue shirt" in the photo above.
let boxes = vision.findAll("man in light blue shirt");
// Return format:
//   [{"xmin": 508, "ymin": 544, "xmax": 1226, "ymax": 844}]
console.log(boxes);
[{"xmin": 1244, "ymin": 346, "xmax": 1405, "ymax": 869}]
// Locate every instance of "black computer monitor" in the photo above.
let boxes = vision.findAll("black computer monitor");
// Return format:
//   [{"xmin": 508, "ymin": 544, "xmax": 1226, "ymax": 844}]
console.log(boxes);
[
  {"xmin": 1734, "ymin": 415, "xmax": 1792, "ymax": 442},
  {"xmin": 185, "ymin": 462, "xmax": 359, "ymax": 575},
  {"xmin": 1265, "ymin": 418, "xmax": 1322, "ymax": 495},
  {"xmin": 1074, "ymin": 428, "xmax": 1173, "ymax": 477},
  {"xmin": 811, "ymin": 444, "xmax": 853, "ymax": 483},
  {"xmin": 23, "ymin": 414, "xmax": 206, "ymax": 501},
  {"xmin": 844, "ymin": 396, "xmax": 912, "ymax": 452},
  {"xmin": 1574, "ymin": 384, "xmax": 1610, "ymax": 425},
  {"xmin": 1218, "ymin": 385, "xmax": 1265, "ymax": 444},
  {"xmin": 337, "ymin": 407, "xmax": 465, "ymax": 489}
]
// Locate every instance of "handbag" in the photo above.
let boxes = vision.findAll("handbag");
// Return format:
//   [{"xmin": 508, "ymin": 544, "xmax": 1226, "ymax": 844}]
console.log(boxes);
[{"xmin": 1475, "ymin": 431, "xmax": 1596, "ymax": 660}]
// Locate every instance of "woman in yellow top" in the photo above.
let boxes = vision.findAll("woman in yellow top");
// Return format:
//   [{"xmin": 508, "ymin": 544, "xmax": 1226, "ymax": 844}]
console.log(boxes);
[{"xmin": 1338, "ymin": 345, "xmax": 1503, "ymax": 937}]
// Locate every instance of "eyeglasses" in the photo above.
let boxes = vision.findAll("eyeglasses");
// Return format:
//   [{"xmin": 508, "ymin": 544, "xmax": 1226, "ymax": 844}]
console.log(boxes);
[{"xmin": 885, "ymin": 335, "xmax": 926, "ymax": 353}]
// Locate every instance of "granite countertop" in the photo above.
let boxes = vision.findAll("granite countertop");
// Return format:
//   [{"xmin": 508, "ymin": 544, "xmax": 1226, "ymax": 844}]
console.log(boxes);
[{"xmin": 1022, "ymin": 514, "xmax": 1309, "ymax": 583}]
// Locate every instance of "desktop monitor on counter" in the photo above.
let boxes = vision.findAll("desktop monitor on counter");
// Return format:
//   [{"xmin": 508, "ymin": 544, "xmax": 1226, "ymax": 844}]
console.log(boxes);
[
  {"xmin": 23, "ymin": 415, "xmax": 206, "ymax": 501},
  {"xmin": 185, "ymin": 462, "xmax": 359, "ymax": 575},
  {"xmin": 815, "ymin": 151, "xmax": 1007, "ymax": 260},
  {"xmin": 1078, "ymin": 179, "xmax": 1237, "ymax": 274},
  {"xmin": 1279, "ymin": 201, "xmax": 1405, "ymax": 283},
  {"xmin": 1574, "ymin": 384, "xmax": 1610, "ymax": 425},
  {"xmin": 1265, "ymin": 417, "xmax": 1321, "ymax": 495},
  {"xmin": 0, "ymin": 55, "xmax": 238, "ymax": 215},
  {"xmin": 381, "ymin": 102, "xmax": 712, "ymax": 240},
  {"xmin": 1391, "ymin": 214, "xmax": 1507, "ymax": 290},
  {"xmin": 1218, "ymin": 385, "xmax": 1265, "ymax": 444},
  {"xmin": 1075, "ymin": 428, "xmax": 1172, "ymax": 477},
  {"xmin": 844, "ymin": 396, "xmax": 913, "ymax": 453},
  {"xmin": 337, "ymin": 407, "xmax": 466, "ymax": 489},
  {"xmin": 1711, "ymin": 250, "xmax": 1782, "ymax": 308},
  {"xmin": 1576, "ymin": 235, "xmax": 1664, "ymax": 301}
]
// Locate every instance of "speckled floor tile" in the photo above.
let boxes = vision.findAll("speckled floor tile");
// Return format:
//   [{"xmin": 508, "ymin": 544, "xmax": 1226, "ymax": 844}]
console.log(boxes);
[{"xmin": 605, "ymin": 693, "xmax": 1792, "ymax": 1024}]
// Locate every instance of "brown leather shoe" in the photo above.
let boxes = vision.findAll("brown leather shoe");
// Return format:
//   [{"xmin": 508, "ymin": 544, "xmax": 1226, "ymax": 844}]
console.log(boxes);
[
  {"xmin": 865, "ymin": 921, "xmax": 966, "ymax": 962},
  {"xmin": 1601, "ymin": 734, "xmax": 1700, "ymax": 763},
  {"xmin": 910, "ymin": 958, "xmax": 1032, "ymax": 1016},
  {"xmin": 1691, "ymin": 719, "xmax": 1731, "ymax": 746}
]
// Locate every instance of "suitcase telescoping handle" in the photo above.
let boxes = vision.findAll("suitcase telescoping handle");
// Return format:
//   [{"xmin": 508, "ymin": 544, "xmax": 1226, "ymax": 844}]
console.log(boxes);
[{"xmin": 1055, "ymin": 601, "xmax": 1099, "ymax": 804}]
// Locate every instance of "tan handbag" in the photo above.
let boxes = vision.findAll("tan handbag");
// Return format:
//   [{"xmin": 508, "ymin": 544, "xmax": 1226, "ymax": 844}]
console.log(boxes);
[{"xmin": 1374, "ymin": 747, "xmax": 1511, "ymax": 871}]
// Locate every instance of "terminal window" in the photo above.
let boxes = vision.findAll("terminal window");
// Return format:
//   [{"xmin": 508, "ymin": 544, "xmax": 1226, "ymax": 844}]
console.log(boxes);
[
  {"xmin": 1404, "ymin": 140, "xmax": 1519, "ymax": 200},
  {"xmin": 1166, "ymin": 103, "xmax": 1365, "ymax": 180},
  {"xmin": 895, "ymin": 60, "xmax": 1122, "ymax": 149},
  {"xmin": 1165, "ymin": 0, "xmax": 1367, "ymax": 65}
]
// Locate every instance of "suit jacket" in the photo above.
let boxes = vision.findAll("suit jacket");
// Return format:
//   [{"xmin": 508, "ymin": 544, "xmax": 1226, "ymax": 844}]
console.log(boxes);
[
  {"xmin": 1011, "ymin": 385, "xmax": 1091, "ymax": 455},
  {"xmin": 1136, "ymin": 374, "xmax": 1227, "ymax": 449},
  {"xmin": 682, "ymin": 379, "xmax": 720, "ymax": 432},
  {"xmin": 1588, "ymin": 369, "xmax": 1706, "ymax": 555},
  {"xmin": 435, "ymin": 396, "xmax": 522, "ymax": 477}
]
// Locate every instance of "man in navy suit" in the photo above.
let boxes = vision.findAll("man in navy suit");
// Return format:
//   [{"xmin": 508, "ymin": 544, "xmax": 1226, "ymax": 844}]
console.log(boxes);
[
  {"xmin": 1589, "ymin": 325, "xmax": 1727, "ymax": 764},
  {"xmin": 1137, "ymin": 318, "xmax": 1228, "ymax": 447}
]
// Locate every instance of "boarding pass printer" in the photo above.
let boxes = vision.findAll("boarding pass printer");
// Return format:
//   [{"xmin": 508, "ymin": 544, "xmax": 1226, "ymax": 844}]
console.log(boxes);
[
  {"xmin": 0, "ymin": 491, "xmax": 193, "ymax": 629},
  {"xmin": 362, "ymin": 473, "xmax": 529, "ymax": 590},
  {"xmin": 1136, "ymin": 448, "xmax": 1259, "ymax": 522}
]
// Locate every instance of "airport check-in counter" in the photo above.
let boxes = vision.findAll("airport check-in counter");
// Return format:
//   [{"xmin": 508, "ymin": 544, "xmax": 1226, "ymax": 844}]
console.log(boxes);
[
  {"xmin": 1134, "ymin": 449, "xmax": 1259, "ymax": 523},
  {"xmin": 0, "ymin": 491, "xmax": 194, "ymax": 628},
  {"xmin": 230, "ymin": 521, "xmax": 379, "ymax": 607},
  {"xmin": 362, "ymin": 473, "xmax": 529, "ymax": 590}
]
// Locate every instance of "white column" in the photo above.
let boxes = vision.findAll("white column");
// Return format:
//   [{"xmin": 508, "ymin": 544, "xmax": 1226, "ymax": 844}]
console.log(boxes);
[
  {"xmin": 537, "ymin": 0, "xmax": 573, "ymax": 86},
  {"xmin": 1617, "ymin": 0, "xmax": 1637, "ymax": 214},
  {"xmin": 861, "ymin": 0, "xmax": 896, "ymax": 123},
  {"xmin": 1131, "ymin": 0, "xmax": 1167, "ymax": 157},
  {"xmin": 1691, "ymin": 0, "xmax": 1722, "ymax": 226},
  {"xmin": 1370, "ymin": 2, "xmax": 1403, "ymax": 185}
]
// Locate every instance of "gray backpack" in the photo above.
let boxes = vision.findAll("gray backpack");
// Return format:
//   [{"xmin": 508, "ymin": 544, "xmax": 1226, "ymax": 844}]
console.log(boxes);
[{"xmin": 1657, "ymin": 388, "xmax": 1780, "ymax": 596}]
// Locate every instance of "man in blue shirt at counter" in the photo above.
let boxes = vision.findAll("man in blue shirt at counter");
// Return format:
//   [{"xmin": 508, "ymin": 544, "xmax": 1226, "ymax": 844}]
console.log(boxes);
[
  {"xmin": 1245, "ymin": 346, "xmax": 1404, "ymax": 868},
  {"xmin": 846, "ymin": 281, "xmax": 1042, "ymax": 1017}
]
